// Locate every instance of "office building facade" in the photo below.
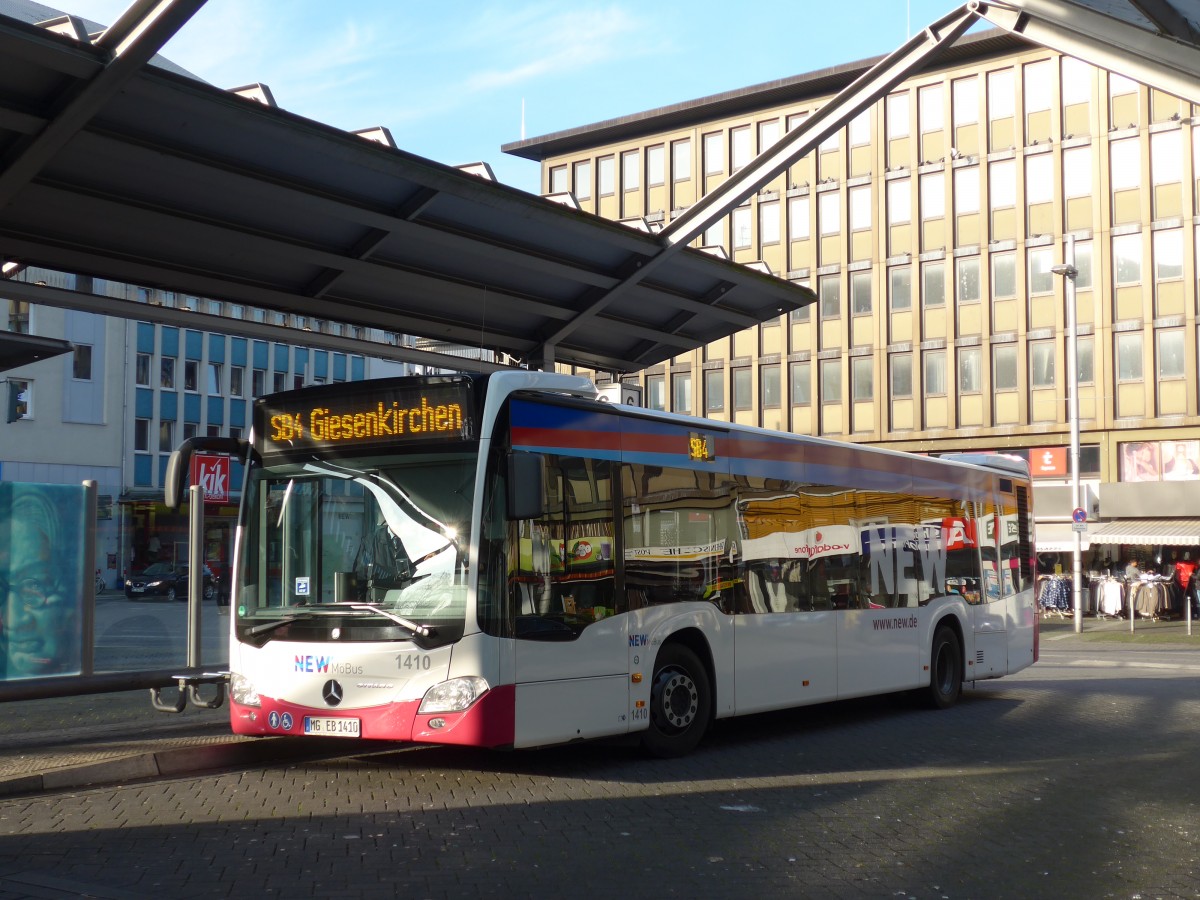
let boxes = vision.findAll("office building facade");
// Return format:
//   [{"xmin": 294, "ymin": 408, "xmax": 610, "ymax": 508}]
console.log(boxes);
[{"xmin": 507, "ymin": 30, "xmax": 1200, "ymax": 559}]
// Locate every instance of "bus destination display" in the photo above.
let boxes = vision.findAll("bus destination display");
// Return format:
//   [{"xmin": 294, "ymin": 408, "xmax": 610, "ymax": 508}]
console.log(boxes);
[{"xmin": 260, "ymin": 381, "xmax": 474, "ymax": 454}]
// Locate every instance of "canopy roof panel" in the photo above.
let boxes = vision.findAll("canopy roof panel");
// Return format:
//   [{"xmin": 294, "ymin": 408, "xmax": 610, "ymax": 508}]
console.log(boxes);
[{"xmin": 0, "ymin": 7, "xmax": 812, "ymax": 373}]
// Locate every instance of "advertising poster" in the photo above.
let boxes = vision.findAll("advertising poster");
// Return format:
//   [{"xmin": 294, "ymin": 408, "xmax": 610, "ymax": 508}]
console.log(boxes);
[
  {"xmin": 1120, "ymin": 442, "xmax": 1161, "ymax": 483},
  {"xmin": 0, "ymin": 482, "xmax": 86, "ymax": 680},
  {"xmin": 1162, "ymin": 439, "xmax": 1200, "ymax": 481}
]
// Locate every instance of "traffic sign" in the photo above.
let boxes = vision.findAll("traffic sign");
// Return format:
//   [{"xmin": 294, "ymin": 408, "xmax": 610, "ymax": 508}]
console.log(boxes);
[{"xmin": 1071, "ymin": 507, "xmax": 1087, "ymax": 524}]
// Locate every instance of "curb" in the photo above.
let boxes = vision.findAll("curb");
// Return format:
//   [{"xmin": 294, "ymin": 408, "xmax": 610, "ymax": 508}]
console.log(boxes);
[{"xmin": 0, "ymin": 736, "xmax": 380, "ymax": 798}]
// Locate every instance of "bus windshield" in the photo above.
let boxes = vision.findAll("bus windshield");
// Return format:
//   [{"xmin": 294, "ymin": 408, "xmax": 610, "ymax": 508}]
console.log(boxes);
[{"xmin": 234, "ymin": 451, "xmax": 476, "ymax": 641}]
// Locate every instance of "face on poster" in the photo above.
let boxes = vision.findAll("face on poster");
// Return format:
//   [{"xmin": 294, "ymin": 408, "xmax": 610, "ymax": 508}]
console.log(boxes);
[
  {"xmin": 1163, "ymin": 440, "xmax": 1200, "ymax": 481},
  {"xmin": 0, "ymin": 483, "xmax": 86, "ymax": 680},
  {"xmin": 1121, "ymin": 441, "xmax": 1160, "ymax": 483}
]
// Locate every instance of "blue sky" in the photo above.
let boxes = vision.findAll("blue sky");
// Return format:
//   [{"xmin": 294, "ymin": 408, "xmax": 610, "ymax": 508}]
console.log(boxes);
[{"xmin": 63, "ymin": 0, "xmax": 970, "ymax": 193}]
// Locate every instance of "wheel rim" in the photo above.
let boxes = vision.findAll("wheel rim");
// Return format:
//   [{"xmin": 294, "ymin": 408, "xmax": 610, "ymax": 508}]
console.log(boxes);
[{"xmin": 654, "ymin": 668, "xmax": 699, "ymax": 732}]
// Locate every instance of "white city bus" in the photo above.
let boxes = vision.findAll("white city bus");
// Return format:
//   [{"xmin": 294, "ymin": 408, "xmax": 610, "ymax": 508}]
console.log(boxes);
[{"xmin": 167, "ymin": 371, "xmax": 1037, "ymax": 756}]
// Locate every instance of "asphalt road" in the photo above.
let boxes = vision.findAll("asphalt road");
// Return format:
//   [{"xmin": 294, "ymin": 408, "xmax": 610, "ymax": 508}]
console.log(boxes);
[
  {"xmin": 93, "ymin": 591, "xmax": 229, "ymax": 672},
  {"xmin": 0, "ymin": 643, "xmax": 1197, "ymax": 899}
]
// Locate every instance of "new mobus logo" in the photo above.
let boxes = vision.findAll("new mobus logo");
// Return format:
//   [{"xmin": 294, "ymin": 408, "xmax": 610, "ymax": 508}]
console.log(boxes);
[{"xmin": 294, "ymin": 655, "xmax": 362, "ymax": 675}]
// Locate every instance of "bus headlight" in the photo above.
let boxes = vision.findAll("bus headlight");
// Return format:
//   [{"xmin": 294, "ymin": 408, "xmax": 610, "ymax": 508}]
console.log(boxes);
[
  {"xmin": 418, "ymin": 676, "xmax": 490, "ymax": 714},
  {"xmin": 230, "ymin": 673, "xmax": 261, "ymax": 707}
]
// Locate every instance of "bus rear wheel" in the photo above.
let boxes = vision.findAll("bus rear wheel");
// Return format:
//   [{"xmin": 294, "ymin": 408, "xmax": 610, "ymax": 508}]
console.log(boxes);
[
  {"xmin": 642, "ymin": 643, "xmax": 711, "ymax": 758},
  {"xmin": 925, "ymin": 626, "xmax": 963, "ymax": 710}
]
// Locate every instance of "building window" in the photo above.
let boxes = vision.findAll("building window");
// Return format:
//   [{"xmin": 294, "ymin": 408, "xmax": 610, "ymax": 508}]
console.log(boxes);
[
  {"xmin": 598, "ymin": 156, "xmax": 615, "ymax": 196},
  {"xmin": 889, "ymin": 266, "xmax": 911, "ymax": 312},
  {"xmin": 819, "ymin": 274, "xmax": 841, "ymax": 319},
  {"xmin": 731, "ymin": 127, "xmax": 751, "ymax": 172},
  {"xmin": 621, "ymin": 150, "xmax": 639, "ymax": 191},
  {"xmin": 851, "ymin": 270, "xmax": 872, "ymax": 314},
  {"xmin": 158, "ymin": 420, "xmax": 174, "ymax": 453},
  {"xmin": 733, "ymin": 206, "xmax": 752, "ymax": 250},
  {"xmin": 958, "ymin": 347, "xmax": 981, "ymax": 393},
  {"xmin": 760, "ymin": 118, "xmax": 781, "ymax": 150},
  {"xmin": 760, "ymin": 201, "xmax": 780, "ymax": 245},
  {"xmin": 790, "ymin": 362, "xmax": 811, "ymax": 405},
  {"xmin": 994, "ymin": 344, "xmax": 1018, "ymax": 391},
  {"xmin": 703, "ymin": 132, "xmax": 724, "ymax": 176},
  {"xmin": 851, "ymin": 357, "xmax": 873, "ymax": 400},
  {"xmin": 821, "ymin": 359, "xmax": 841, "ymax": 404},
  {"xmin": 206, "ymin": 362, "xmax": 222, "ymax": 394},
  {"xmin": 135, "ymin": 353, "xmax": 151, "ymax": 386},
  {"xmin": 924, "ymin": 350, "xmax": 946, "ymax": 395},
  {"xmin": 1110, "ymin": 140, "xmax": 1140, "ymax": 191},
  {"xmin": 134, "ymin": 418, "xmax": 149, "ymax": 452},
  {"xmin": 956, "ymin": 257, "xmax": 981, "ymax": 304},
  {"xmin": 848, "ymin": 111, "xmax": 869, "ymax": 147},
  {"xmin": 788, "ymin": 195, "xmax": 810, "ymax": 240},
  {"xmin": 704, "ymin": 369, "xmax": 724, "ymax": 412},
  {"xmin": 1025, "ymin": 153, "xmax": 1053, "ymax": 205},
  {"xmin": 761, "ymin": 364, "xmax": 780, "ymax": 408},
  {"xmin": 1077, "ymin": 336, "xmax": 1094, "ymax": 384},
  {"xmin": 672, "ymin": 139, "xmax": 691, "ymax": 182},
  {"xmin": 890, "ymin": 353, "xmax": 912, "ymax": 398},
  {"xmin": 1113, "ymin": 233, "xmax": 1142, "ymax": 286},
  {"xmin": 646, "ymin": 374, "xmax": 665, "ymax": 411},
  {"xmin": 919, "ymin": 83, "xmax": 944, "ymax": 133},
  {"xmin": 647, "ymin": 145, "xmax": 665, "ymax": 187},
  {"xmin": 1061, "ymin": 57, "xmax": 1091, "ymax": 106},
  {"xmin": 990, "ymin": 159, "xmax": 1015, "ymax": 210},
  {"xmin": 1030, "ymin": 340, "xmax": 1055, "ymax": 388},
  {"xmin": 1157, "ymin": 329, "xmax": 1185, "ymax": 378},
  {"xmin": 1028, "ymin": 247, "xmax": 1054, "ymax": 294},
  {"xmin": 920, "ymin": 172, "xmax": 944, "ymax": 220},
  {"xmin": 992, "ymin": 251, "xmax": 1016, "ymax": 299},
  {"xmin": 8, "ymin": 378, "xmax": 30, "ymax": 419},
  {"xmin": 72, "ymin": 345, "xmax": 93, "ymax": 381},
  {"xmin": 183, "ymin": 422, "xmax": 198, "ymax": 441},
  {"xmin": 549, "ymin": 165, "xmax": 568, "ymax": 193},
  {"xmin": 672, "ymin": 372, "xmax": 692, "ymax": 413},
  {"xmin": 1074, "ymin": 241, "xmax": 1094, "ymax": 290},
  {"xmin": 160, "ymin": 357, "xmax": 175, "ymax": 389},
  {"xmin": 732, "ymin": 367, "xmax": 752, "ymax": 410},
  {"xmin": 988, "ymin": 68, "xmax": 1014, "ymax": 120},
  {"xmin": 1024, "ymin": 60, "xmax": 1052, "ymax": 120},
  {"xmin": 849, "ymin": 185, "xmax": 871, "ymax": 232},
  {"xmin": 184, "ymin": 360, "xmax": 199, "ymax": 392},
  {"xmin": 230, "ymin": 366, "xmax": 244, "ymax": 397},
  {"xmin": 1062, "ymin": 146, "xmax": 1092, "ymax": 199},
  {"xmin": 922, "ymin": 260, "xmax": 945, "ymax": 308},
  {"xmin": 703, "ymin": 218, "xmax": 724, "ymax": 248},
  {"xmin": 252, "ymin": 368, "xmax": 265, "ymax": 397},
  {"xmin": 1154, "ymin": 229, "xmax": 1183, "ymax": 280},
  {"xmin": 886, "ymin": 92, "xmax": 909, "ymax": 139},
  {"xmin": 1116, "ymin": 332, "xmax": 1143, "ymax": 381},
  {"xmin": 819, "ymin": 191, "xmax": 840, "ymax": 235},
  {"xmin": 7, "ymin": 300, "xmax": 29, "ymax": 334},
  {"xmin": 273, "ymin": 372, "xmax": 287, "ymax": 393},
  {"xmin": 952, "ymin": 75, "xmax": 978, "ymax": 126},
  {"xmin": 954, "ymin": 166, "xmax": 980, "ymax": 215},
  {"xmin": 573, "ymin": 159, "xmax": 592, "ymax": 199},
  {"xmin": 887, "ymin": 178, "xmax": 911, "ymax": 225},
  {"xmin": 1151, "ymin": 129, "xmax": 1182, "ymax": 185}
]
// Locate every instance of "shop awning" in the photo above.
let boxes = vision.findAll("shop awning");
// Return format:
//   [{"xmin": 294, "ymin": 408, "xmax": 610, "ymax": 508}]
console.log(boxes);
[
  {"xmin": 1086, "ymin": 519, "xmax": 1200, "ymax": 546},
  {"xmin": 1035, "ymin": 523, "xmax": 1090, "ymax": 553}
]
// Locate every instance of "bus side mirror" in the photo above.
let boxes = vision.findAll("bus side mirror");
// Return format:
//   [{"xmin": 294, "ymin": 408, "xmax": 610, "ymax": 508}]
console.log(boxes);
[{"xmin": 507, "ymin": 451, "xmax": 546, "ymax": 521}]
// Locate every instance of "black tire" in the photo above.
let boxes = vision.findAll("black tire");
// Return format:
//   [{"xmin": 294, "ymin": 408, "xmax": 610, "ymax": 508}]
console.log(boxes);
[
  {"xmin": 925, "ymin": 626, "xmax": 963, "ymax": 710},
  {"xmin": 165, "ymin": 586, "xmax": 177, "ymax": 603},
  {"xmin": 641, "ymin": 643, "xmax": 712, "ymax": 758},
  {"xmin": 203, "ymin": 583, "xmax": 216, "ymax": 602}
]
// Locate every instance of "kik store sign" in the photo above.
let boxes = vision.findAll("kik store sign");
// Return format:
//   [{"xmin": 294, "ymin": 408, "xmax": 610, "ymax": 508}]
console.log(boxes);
[{"xmin": 189, "ymin": 453, "xmax": 231, "ymax": 504}]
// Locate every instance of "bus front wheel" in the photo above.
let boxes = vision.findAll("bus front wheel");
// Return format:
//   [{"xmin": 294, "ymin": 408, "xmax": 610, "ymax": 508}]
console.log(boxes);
[
  {"xmin": 925, "ymin": 626, "xmax": 963, "ymax": 710},
  {"xmin": 642, "ymin": 643, "xmax": 712, "ymax": 758}
]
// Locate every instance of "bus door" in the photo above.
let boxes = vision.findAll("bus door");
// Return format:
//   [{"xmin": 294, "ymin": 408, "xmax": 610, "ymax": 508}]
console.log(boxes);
[
  {"xmin": 509, "ymin": 454, "xmax": 628, "ymax": 746},
  {"xmin": 836, "ymin": 524, "xmax": 925, "ymax": 698}
]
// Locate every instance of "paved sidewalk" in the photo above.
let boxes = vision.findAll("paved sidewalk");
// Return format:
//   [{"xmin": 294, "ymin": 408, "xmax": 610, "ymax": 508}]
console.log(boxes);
[{"xmin": 1, "ymin": 614, "xmax": 1195, "ymax": 797}]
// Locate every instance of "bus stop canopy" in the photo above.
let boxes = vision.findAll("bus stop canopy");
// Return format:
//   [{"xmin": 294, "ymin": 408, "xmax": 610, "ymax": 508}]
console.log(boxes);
[
  {"xmin": 0, "ymin": 330, "xmax": 71, "ymax": 373},
  {"xmin": 0, "ymin": 2, "xmax": 812, "ymax": 375}
]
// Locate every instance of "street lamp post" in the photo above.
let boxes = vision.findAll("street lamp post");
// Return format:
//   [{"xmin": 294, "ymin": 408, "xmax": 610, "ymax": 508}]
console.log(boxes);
[{"xmin": 1052, "ymin": 236, "xmax": 1082, "ymax": 634}]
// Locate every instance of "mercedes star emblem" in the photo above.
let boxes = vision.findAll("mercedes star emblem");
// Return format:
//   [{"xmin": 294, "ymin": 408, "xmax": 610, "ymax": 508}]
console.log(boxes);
[{"xmin": 322, "ymin": 680, "xmax": 343, "ymax": 707}]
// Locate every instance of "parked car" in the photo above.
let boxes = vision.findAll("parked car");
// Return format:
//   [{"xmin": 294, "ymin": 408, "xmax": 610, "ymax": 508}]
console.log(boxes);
[{"xmin": 124, "ymin": 562, "xmax": 218, "ymax": 602}]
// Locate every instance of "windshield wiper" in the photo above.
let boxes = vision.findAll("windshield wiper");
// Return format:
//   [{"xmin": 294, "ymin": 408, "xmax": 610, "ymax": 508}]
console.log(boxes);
[{"xmin": 245, "ymin": 603, "xmax": 433, "ymax": 638}]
